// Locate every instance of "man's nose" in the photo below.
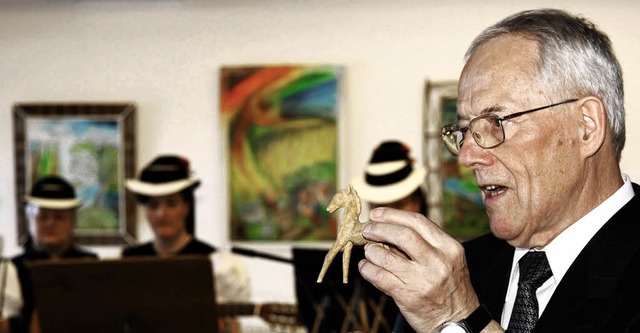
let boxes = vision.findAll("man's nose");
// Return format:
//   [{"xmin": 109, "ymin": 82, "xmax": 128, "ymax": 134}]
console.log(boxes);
[
  {"xmin": 40, "ymin": 216, "xmax": 56, "ymax": 226},
  {"xmin": 457, "ymin": 131, "xmax": 490, "ymax": 168}
]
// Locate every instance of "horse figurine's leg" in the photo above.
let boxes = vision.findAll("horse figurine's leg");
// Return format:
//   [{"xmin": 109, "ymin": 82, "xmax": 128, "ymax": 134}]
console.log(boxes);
[
  {"xmin": 317, "ymin": 239, "xmax": 348, "ymax": 283},
  {"xmin": 341, "ymin": 241, "xmax": 354, "ymax": 283},
  {"xmin": 318, "ymin": 185, "xmax": 365, "ymax": 284}
]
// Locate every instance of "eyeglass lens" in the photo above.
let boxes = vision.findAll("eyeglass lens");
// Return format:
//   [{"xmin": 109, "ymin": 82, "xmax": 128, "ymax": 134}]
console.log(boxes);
[
  {"xmin": 472, "ymin": 115, "xmax": 504, "ymax": 148},
  {"xmin": 441, "ymin": 115, "xmax": 505, "ymax": 155}
]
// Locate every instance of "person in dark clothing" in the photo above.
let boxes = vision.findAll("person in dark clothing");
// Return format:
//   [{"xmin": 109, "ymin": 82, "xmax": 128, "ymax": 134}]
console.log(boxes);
[
  {"xmin": 352, "ymin": 140, "xmax": 428, "ymax": 333},
  {"xmin": 122, "ymin": 155, "xmax": 215, "ymax": 257},
  {"xmin": 358, "ymin": 9, "xmax": 640, "ymax": 333},
  {"xmin": 122, "ymin": 155, "xmax": 250, "ymax": 303},
  {"xmin": 11, "ymin": 176, "xmax": 97, "ymax": 333},
  {"xmin": 352, "ymin": 140, "xmax": 428, "ymax": 217}
]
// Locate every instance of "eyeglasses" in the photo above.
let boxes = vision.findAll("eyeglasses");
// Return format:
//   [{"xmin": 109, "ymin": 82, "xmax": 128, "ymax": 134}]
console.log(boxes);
[{"xmin": 441, "ymin": 99, "xmax": 578, "ymax": 156}]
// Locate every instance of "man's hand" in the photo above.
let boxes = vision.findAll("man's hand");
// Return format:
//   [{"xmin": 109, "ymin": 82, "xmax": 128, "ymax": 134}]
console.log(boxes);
[{"xmin": 357, "ymin": 207, "xmax": 480, "ymax": 332}]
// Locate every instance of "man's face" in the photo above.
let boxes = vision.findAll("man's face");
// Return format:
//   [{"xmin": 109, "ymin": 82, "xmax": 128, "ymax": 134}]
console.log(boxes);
[
  {"xmin": 457, "ymin": 35, "xmax": 583, "ymax": 248},
  {"xmin": 29, "ymin": 206, "xmax": 75, "ymax": 252}
]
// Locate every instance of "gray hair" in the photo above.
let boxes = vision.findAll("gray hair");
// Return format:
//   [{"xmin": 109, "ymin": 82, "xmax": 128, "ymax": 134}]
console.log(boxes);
[{"xmin": 465, "ymin": 8, "xmax": 625, "ymax": 161}]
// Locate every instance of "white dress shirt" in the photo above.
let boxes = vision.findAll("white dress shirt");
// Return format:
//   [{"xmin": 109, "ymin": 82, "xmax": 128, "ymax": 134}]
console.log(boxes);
[{"xmin": 500, "ymin": 174, "xmax": 635, "ymax": 328}]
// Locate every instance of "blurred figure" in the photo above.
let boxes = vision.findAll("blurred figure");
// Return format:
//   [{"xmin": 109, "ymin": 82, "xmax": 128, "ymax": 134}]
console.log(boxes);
[
  {"xmin": 352, "ymin": 140, "xmax": 427, "ymax": 215},
  {"xmin": 0, "ymin": 258, "xmax": 22, "ymax": 333},
  {"xmin": 123, "ymin": 155, "xmax": 250, "ymax": 332},
  {"xmin": 11, "ymin": 176, "xmax": 97, "ymax": 333},
  {"xmin": 123, "ymin": 155, "xmax": 211, "ymax": 257},
  {"xmin": 352, "ymin": 140, "xmax": 428, "ymax": 332}
]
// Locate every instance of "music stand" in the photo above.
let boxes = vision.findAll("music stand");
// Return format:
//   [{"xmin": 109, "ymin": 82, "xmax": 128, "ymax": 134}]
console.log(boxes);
[
  {"xmin": 293, "ymin": 246, "xmax": 398, "ymax": 333},
  {"xmin": 29, "ymin": 256, "xmax": 218, "ymax": 333}
]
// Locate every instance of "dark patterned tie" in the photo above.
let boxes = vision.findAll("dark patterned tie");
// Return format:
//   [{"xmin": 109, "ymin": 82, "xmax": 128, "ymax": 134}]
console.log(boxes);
[{"xmin": 507, "ymin": 251, "xmax": 552, "ymax": 333}]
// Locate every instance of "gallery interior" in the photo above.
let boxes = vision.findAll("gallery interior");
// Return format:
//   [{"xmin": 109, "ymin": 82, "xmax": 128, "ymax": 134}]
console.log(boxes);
[{"xmin": 1, "ymin": 0, "xmax": 640, "ymax": 332}]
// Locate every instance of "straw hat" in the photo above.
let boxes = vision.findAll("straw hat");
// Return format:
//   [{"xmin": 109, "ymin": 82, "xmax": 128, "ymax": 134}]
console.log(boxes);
[
  {"xmin": 126, "ymin": 155, "xmax": 200, "ymax": 197},
  {"xmin": 351, "ymin": 141, "xmax": 427, "ymax": 204},
  {"xmin": 25, "ymin": 176, "xmax": 82, "ymax": 209}
]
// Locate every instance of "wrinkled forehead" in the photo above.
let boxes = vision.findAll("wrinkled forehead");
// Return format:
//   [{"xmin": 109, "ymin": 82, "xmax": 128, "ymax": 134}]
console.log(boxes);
[{"xmin": 458, "ymin": 35, "xmax": 543, "ymax": 119}]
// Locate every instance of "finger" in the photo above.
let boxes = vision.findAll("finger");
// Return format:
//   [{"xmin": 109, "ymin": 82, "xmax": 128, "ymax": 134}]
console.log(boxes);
[
  {"xmin": 387, "ymin": 243, "xmax": 411, "ymax": 259},
  {"xmin": 363, "ymin": 242, "xmax": 413, "ymax": 283},
  {"xmin": 357, "ymin": 258, "xmax": 404, "ymax": 297},
  {"xmin": 369, "ymin": 207, "xmax": 450, "ymax": 248},
  {"xmin": 363, "ymin": 221, "xmax": 436, "ymax": 263}
]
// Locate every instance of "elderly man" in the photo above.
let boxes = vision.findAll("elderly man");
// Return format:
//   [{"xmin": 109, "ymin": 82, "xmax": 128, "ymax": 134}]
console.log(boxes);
[
  {"xmin": 359, "ymin": 9, "xmax": 640, "ymax": 333},
  {"xmin": 11, "ymin": 176, "xmax": 97, "ymax": 333}
]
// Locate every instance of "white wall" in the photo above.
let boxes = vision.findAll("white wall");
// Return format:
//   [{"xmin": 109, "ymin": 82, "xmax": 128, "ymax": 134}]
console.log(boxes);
[{"xmin": 1, "ymin": 0, "xmax": 640, "ymax": 329}]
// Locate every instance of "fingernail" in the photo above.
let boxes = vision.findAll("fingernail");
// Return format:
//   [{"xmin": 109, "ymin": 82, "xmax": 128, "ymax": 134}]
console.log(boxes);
[
  {"xmin": 363, "ymin": 223, "xmax": 371, "ymax": 237},
  {"xmin": 371, "ymin": 208, "xmax": 382, "ymax": 218}
]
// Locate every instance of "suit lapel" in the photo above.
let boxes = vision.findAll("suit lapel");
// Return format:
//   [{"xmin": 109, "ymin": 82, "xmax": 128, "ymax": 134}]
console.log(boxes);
[
  {"xmin": 535, "ymin": 184, "xmax": 640, "ymax": 332},
  {"xmin": 465, "ymin": 234, "xmax": 514, "ymax": 320},
  {"xmin": 476, "ymin": 246, "xmax": 513, "ymax": 318}
]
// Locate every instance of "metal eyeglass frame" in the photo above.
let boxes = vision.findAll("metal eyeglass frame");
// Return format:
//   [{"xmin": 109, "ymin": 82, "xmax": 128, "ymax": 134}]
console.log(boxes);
[{"xmin": 441, "ymin": 99, "xmax": 578, "ymax": 156}]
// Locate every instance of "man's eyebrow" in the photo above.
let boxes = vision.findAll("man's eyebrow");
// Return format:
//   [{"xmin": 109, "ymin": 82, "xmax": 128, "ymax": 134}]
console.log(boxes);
[
  {"xmin": 457, "ymin": 104, "xmax": 505, "ymax": 122},
  {"xmin": 479, "ymin": 104, "xmax": 505, "ymax": 115}
]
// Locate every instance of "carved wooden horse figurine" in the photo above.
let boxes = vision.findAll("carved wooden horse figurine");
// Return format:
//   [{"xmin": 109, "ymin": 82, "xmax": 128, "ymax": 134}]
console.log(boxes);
[{"xmin": 317, "ymin": 184, "xmax": 370, "ymax": 284}]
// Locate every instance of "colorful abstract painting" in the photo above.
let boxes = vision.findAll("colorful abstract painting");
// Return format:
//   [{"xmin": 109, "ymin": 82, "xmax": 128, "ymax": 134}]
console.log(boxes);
[
  {"xmin": 439, "ymin": 98, "xmax": 490, "ymax": 239},
  {"xmin": 220, "ymin": 65, "xmax": 342, "ymax": 241}
]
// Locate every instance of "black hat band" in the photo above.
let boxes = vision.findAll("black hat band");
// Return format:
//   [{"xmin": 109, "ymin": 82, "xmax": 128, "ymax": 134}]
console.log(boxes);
[
  {"xmin": 365, "ymin": 163, "xmax": 412, "ymax": 186},
  {"xmin": 31, "ymin": 177, "xmax": 77, "ymax": 200},
  {"xmin": 140, "ymin": 164, "xmax": 189, "ymax": 184}
]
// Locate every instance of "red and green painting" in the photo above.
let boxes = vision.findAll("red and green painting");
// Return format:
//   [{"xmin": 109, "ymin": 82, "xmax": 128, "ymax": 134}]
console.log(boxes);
[{"xmin": 220, "ymin": 65, "xmax": 342, "ymax": 241}]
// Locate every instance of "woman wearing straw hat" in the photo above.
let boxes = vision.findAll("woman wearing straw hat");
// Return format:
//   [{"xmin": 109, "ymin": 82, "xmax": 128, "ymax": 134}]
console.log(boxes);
[
  {"xmin": 123, "ymin": 155, "xmax": 212, "ymax": 257},
  {"xmin": 351, "ymin": 140, "xmax": 428, "ymax": 333},
  {"xmin": 122, "ymin": 155, "xmax": 250, "ymax": 305},
  {"xmin": 351, "ymin": 140, "xmax": 428, "ymax": 216},
  {"xmin": 11, "ymin": 176, "xmax": 97, "ymax": 333}
]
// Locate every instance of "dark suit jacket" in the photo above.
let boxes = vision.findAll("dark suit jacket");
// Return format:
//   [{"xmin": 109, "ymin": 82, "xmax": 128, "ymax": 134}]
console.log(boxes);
[{"xmin": 465, "ymin": 183, "xmax": 640, "ymax": 332}]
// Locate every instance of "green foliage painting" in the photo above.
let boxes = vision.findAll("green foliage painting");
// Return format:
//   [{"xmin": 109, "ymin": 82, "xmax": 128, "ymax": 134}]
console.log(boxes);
[
  {"xmin": 440, "ymin": 98, "xmax": 491, "ymax": 240},
  {"xmin": 27, "ymin": 119, "xmax": 122, "ymax": 232}
]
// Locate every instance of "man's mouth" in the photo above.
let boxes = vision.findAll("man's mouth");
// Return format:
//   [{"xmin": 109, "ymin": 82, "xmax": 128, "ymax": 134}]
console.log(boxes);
[{"xmin": 481, "ymin": 185, "xmax": 507, "ymax": 197}]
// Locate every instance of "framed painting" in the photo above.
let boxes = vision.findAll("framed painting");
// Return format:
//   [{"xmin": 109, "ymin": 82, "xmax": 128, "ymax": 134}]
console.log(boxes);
[
  {"xmin": 423, "ymin": 81, "xmax": 490, "ymax": 240},
  {"xmin": 220, "ymin": 65, "xmax": 342, "ymax": 241},
  {"xmin": 13, "ymin": 103, "xmax": 137, "ymax": 245}
]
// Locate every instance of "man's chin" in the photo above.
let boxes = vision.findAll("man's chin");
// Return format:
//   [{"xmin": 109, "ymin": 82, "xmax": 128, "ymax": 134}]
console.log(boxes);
[
  {"xmin": 488, "ymin": 221, "xmax": 521, "ymax": 244},
  {"xmin": 36, "ymin": 240, "xmax": 67, "ymax": 253}
]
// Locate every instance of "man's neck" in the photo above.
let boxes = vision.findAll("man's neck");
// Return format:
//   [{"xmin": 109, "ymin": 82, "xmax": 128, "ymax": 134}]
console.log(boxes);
[{"xmin": 35, "ymin": 243, "xmax": 71, "ymax": 259}]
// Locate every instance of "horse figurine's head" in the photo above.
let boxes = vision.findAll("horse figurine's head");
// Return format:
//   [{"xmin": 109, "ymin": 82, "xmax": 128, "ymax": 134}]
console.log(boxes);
[{"xmin": 326, "ymin": 184, "xmax": 360, "ymax": 214}]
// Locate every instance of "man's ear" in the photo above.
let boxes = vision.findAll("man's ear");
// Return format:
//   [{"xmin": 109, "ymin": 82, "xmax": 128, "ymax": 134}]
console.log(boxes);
[{"xmin": 578, "ymin": 97, "xmax": 607, "ymax": 158}]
